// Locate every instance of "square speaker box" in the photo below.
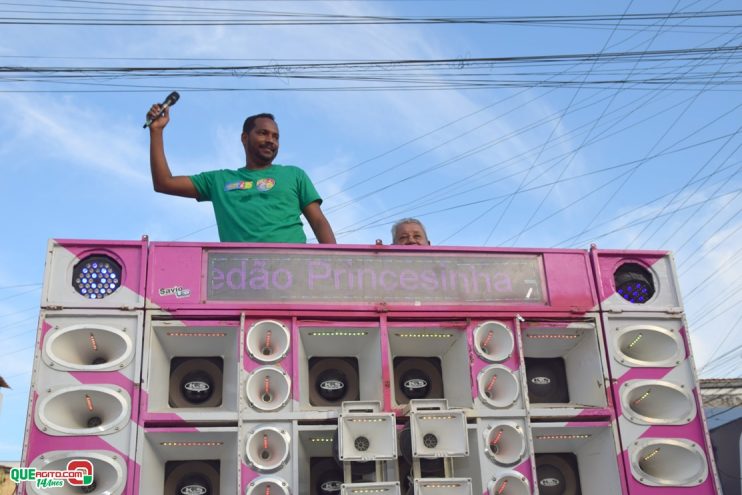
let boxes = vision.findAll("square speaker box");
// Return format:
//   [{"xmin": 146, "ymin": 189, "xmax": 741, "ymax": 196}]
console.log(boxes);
[
  {"xmin": 387, "ymin": 326, "xmax": 472, "ymax": 410},
  {"xmin": 297, "ymin": 325, "xmax": 383, "ymax": 411}
]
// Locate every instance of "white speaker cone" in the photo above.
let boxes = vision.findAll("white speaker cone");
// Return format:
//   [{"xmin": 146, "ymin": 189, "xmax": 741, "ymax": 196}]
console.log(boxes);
[
  {"xmin": 27, "ymin": 450, "xmax": 126, "ymax": 495},
  {"xmin": 484, "ymin": 423, "xmax": 526, "ymax": 466},
  {"xmin": 247, "ymin": 320, "xmax": 290, "ymax": 364},
  {"xmin": 621, "ymin": 380, "xmax": 696, "ymax": 425},
  {"xmin": 630, "ymin": 438, "xmax": 709, "ymax": 487},
  {"xmin": 245, "ymin": 366, "xmax": 291, "ymax": 412},
  {"xmin": 473, "ymin": 321, "xmax": 514, "ymax": 363},
  {"xmin": 245, "ymin": 426, "xmax": 291, "ymax": 472},
  {"xmin": 478, "ymin": 365, "xmax": 520, "ymax": 409},
  {"xmin": 43, "ymin": 323, "xmax": 134, "ymax": 371},
  {"xmin": 36, "ymin": 385, "xmax": 131, "ymax": 436},
  {"xmin": 246, "ymin": 476, "xmax": 290, "ymax": 495},
  {"xmin": 614, "ymin": 324, "xmax": 683, "ymax": 368},
  {"xmin": 487, "ymin": 472, "xmax": 530, "ymax": 495}
]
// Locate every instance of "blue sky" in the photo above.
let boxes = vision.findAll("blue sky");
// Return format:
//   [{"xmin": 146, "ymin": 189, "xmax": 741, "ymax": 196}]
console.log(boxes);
[{"xmin": 0, "ymin": 0, "xmax": 740, "ymax": 460}]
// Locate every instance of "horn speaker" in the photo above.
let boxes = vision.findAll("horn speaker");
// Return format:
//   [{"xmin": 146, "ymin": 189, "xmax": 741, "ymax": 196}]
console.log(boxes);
[
  {"xmin": 245, "ymin": 426, "xmax": 291, "ymax": 473},
  {"xmin": 473, "ymin": 321, "xmax": 514, "ymax": 363},
  {"xmin": 244, "ymin": 365, "xmax": 291, "ymax": 412},
  {"xmin": 629, "ymin": 438, "xmax": 709, "ymax": 487},
  {"xmin": 35, "ymin": 385, "xmax": 131, "ymax": 436},
  {"xmin": 477, "ymin": 365, "xmax": 520, "ymax": 409},
  {"xmin": 246, "ymin": 320, "xmax": 290, "ymax": 364},
  {"xmin": 26, "ymin": 450, "xmax": 127, "ymax": 495},
  {"xmin": 486, "ymin": 472, "xmax": 531, "ymax": 495},
  {"xmin": 620, "ymin": 379, "xmax": 696, "ymax": 425}
]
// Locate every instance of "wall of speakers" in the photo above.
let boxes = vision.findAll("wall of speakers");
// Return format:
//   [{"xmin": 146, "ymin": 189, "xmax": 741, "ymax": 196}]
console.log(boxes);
[
  {"xmin": 21, "ymin": 310, "xmax": 142, "ymax": 495},
  {"xmin": 141, "ymin": 316, "xmax": 239, "ymax": 424},
  {"xmin": 602, "ymin": 313, "xmax": 719, "ymax": 493}
]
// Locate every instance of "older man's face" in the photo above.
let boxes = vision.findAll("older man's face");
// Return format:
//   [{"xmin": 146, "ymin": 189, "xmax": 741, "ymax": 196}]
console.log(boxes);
[{"xmin": 394, "ymin": 222, "xmax": 429, "ymax": 245}]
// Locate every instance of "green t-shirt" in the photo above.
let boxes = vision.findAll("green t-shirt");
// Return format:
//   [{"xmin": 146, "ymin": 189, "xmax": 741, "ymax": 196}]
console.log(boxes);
[{"xmin": 189, "ymin": 164, "xmax": 321, "ymax": 243}]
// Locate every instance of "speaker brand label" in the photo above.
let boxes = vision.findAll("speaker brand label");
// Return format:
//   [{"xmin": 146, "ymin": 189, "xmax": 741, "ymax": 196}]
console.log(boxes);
[
  {"xmin": 404, "ymin": 378, "xmax": 428, "ymax": 390},
  {"xmin": 320, "ymin": 480, "xmax": 342, "ymax": 492},
  {"xmin": 320, "ymin": 379, "xmax": 345, "ymax": 391},
  {"xmin": 184, "ymin": 381, "xmax": 210, "ymax": 392},
  {"xmin": 540, "ymin": 478, "xmax": 560, "ymax": 487},
  {"xmin": 206, "ymin": 250, "xmax": 545, "ymax": 304},
  {"xmin": 532, "ymin": 376, "xmax": 551, "ymax": 385},
  {"xmin": 181, "ymin": 485, "xmax": 208, "ymax": 495}
]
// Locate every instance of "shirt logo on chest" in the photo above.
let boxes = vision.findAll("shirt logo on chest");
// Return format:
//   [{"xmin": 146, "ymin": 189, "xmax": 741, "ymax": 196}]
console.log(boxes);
[
  {"xmin": 224, "ymin": 180, "xmax": 253, "ymax": 191},
  {"xmin": 257, "ymin": 178, "xmax": 276, "ymax": 191}
]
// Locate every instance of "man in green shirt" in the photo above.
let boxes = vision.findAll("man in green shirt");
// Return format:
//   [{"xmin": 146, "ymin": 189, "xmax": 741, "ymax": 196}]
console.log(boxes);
[{"xmin": 147, "ymin": 106, "xmax": 336, "ymax": 244}]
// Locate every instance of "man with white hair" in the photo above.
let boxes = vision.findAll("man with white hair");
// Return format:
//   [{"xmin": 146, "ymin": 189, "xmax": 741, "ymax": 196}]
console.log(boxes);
[{"xmin": 391, "ymin": 218, "xmax": 430, "ymax": 246}]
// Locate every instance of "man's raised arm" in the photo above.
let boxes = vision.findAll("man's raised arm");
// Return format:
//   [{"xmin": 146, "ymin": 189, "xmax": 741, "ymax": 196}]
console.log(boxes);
[{"xmin": 148, "ymin": 104, "xmax": 199, "ymax": 199}]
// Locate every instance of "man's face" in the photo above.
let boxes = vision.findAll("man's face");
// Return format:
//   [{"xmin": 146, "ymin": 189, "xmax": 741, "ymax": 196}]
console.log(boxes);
[
  {"xmin": 393, "ymin": 222, "xmax": 429, "ymax": 245},
  {"xmin": 243, "ymin": 117, "xmax": 279, "ymax": 167}
]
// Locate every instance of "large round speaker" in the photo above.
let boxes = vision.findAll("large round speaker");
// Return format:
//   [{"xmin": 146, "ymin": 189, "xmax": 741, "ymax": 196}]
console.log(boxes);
[
  {"xmin": 43, "ymin": 323, "xmax": 134, "ymax": 371},
  {"xmin": 27, "ymin": 451, "xmax": 126, "ymax": 495},
  {"xmin": 620, "ymin": 380, "xmax": 696, "ymax": 425},
  {"xmin": 477, "ymin": 365, "xmax": 520, "ymax": 409},
  {"xmin": 613, "ymin": 324, "xmax": 684, "ymax": 368},
  {"xmin": 168, "ymin": 357, "xmax": 223, "ymax": 408},
  {"xmin": 246, "ymin": 320, "xmax": 290, "ymax": 364},
  {"xmin": 535, "ymin": 453, "xmax": 581, "ymax": 495},
  {"xmin": 245, "ymin": 426, "xmax": 290, "ymax": 473},
  {"xmin": 524, "ymin": 357, "xmax": 569, "ymax": 404},
  {"xmin": 311, "ymin": 458, "xmax": 345, "ymax": 495},
  {"xmin": 398, "ymin": 427, "xmax": 445, "ymax": 476},
  {"xmin": 245, "ymin": 366, "xmax": 291, "ymax": 412},
  {"xmin": 487, "ymin": 472, "xmax": 531, "ymax": 495},
  {"xmin": 308, "ymin": 357, "xmax": 360, "ymax": 407},
  {"xmin": 393, "ymin": 357, "xmax": 443, "ymax": 405},
  {"xmin": 473, "ymin": 321, "xmax": 514, "ymax": 363},
  {"xmin": 630, "ymin": 438, "xmax": 709, "ymax": 486},
  {"xmin": 245, "ymin": 476, "xmax": 290, "ymax": 495},
  {"xmin": 35, "ymin": 385, "xmax": 131, "ymax": 436},
  {"xmin": 164, "ymin": 460, "xmax": 220, "ymax": 495},
  {"xmin": 484, "ymin": 423, "xmax": 526, "ymax": 466}
]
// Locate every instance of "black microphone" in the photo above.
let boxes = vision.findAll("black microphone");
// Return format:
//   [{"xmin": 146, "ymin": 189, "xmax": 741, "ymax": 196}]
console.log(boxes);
[{"xmin": 143, "ymin": 91, "xmax": 180, "ymax": 128}]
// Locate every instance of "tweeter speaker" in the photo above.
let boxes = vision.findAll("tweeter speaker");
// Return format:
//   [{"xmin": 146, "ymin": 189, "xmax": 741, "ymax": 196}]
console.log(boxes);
[
  {"xmin": 164, "ymin": 460, "xmax": 220, "ymax": 495},
  {"xmin": 486, "ymin": 472, "xmax": 531, "ymax": 495},
  {"xmin": 309, "ymin": 357, "xmax": 360, "ymax": 407},
  {"xmin": 477, "ymin": 365, "xmax": 520, "ymax": 409},
  {"xmin": 245, "ymin": 476, "xmax": 290, "ymax": 495},
  {"xmin": 245, "ymin": 425, "xmax": 291, "ymax": 473},
  {"xmin": 168, "ymin": 357, "xmax": 223, "ymax": 408},
  {"xmin": 246, "ymin": 320, "xmax": 290, "ymax": 364},
  {"xmin": 483, "ymin": 423, "xmax": 526, "ymax": 466},
  {"xmin": 244, "ymin": 365, "xmax": 291, "ymax": 412},
  {"xmin": 473, "ymin": 321, "xmax": 514, "ymax": 363},
  {"xmin": 535, "ymin": 453, "xmax": 581, "ymax": 495}
]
